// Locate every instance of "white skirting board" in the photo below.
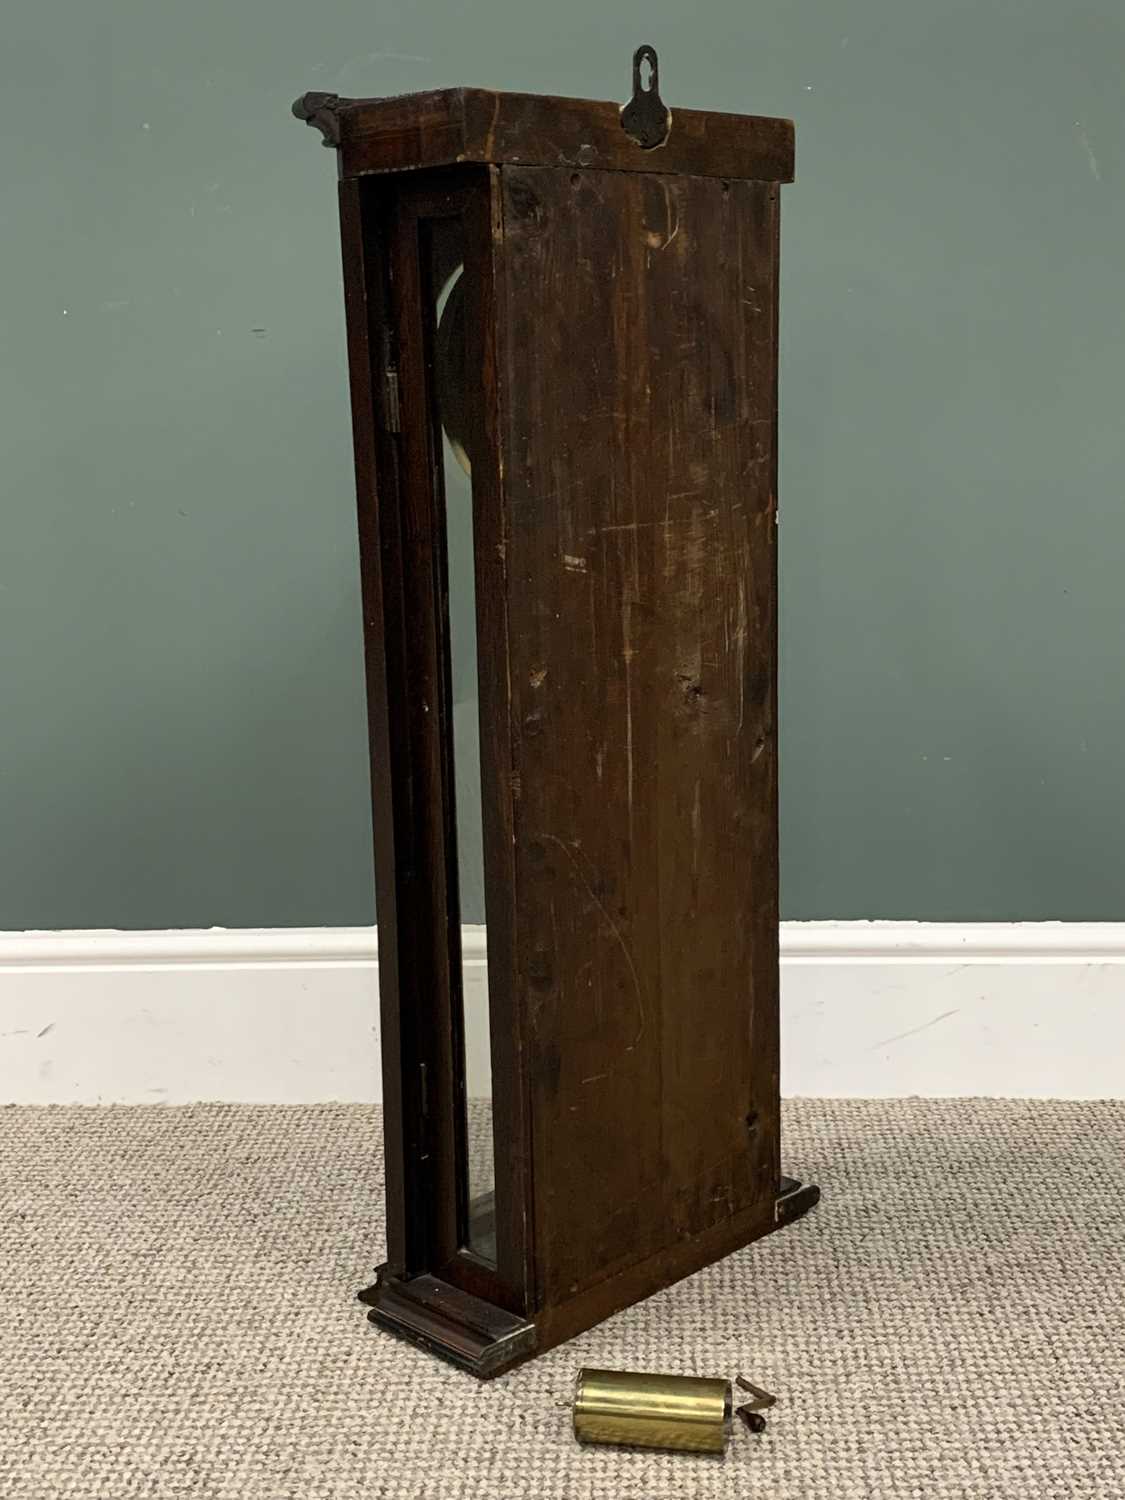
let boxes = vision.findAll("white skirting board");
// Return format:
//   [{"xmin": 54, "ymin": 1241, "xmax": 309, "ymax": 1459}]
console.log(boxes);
[{"xmin": 2, "ymin": 923, "xmax": 1124, "ymax": 1103}]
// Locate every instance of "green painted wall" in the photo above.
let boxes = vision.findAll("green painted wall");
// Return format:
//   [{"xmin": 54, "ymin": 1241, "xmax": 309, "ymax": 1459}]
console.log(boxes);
[{"xmin": 3, "ymin": 1, "xmax": 1124, "ymax": 929}]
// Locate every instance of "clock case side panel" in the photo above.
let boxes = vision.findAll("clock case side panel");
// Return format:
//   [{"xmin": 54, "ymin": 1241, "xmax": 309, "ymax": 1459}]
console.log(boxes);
[
  {"xmin": 337, "ymin": 169, "xmax": 536, "ymax": 1374},
  {"xmin": 495, "ymin": 163, "xmax": 817, "ymax": 1356}
]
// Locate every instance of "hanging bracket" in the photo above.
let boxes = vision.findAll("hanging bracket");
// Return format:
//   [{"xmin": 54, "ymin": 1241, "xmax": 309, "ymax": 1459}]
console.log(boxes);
[{"xmin": 620, "ymin": 44, "xmax": 672, "ymax": 150}]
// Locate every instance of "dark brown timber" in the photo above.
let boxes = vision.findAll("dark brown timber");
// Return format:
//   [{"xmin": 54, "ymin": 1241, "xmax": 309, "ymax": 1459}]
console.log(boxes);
[
  {"xmin": 295, "ymin": 87, "xmax": 794, "ymax": 184},
  {"xmin": 299, "ymin": 69, "xmax": 817, "ymax": 1378},
  {"xmin": 498, "ymin": 165, "xmax": 783, "ymax": 1319}
]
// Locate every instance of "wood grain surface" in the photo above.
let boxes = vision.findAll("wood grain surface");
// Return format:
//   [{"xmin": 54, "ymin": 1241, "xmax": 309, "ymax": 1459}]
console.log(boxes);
[
  {"xmin": 295, "ymin": 88, "xmax": 794, "ymax": 184},
  {"xmin": 496, "ymin": 165, "xmax": 781, "ymax": 1309}
]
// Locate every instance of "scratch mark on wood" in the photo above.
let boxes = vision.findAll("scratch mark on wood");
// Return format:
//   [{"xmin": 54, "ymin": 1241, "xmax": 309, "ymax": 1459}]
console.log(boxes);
[
  {"xmin": 691, "ymin": 779, "xmax": 701, "ymax": 876},
  {"xmin": 622, "ymin": 598, "xmax": 634, "ymax": 814},
  {"xmin": 596, "ymin": 512, "xmax": 707, "ymax": 537},
  {"xmin": 483, "ymin": 91, "xmax": 501, "ymax": 159},
  {"xmin": 540, "ymin": 832, "xmax": 646, "ymax": 1050},
  {"xmin": 736, "ymin": 576, "xmax": 748, "ymax": 729},
  {"xmin": 660, "ymin": 178, "xmax": 681, "ymax": 250}
]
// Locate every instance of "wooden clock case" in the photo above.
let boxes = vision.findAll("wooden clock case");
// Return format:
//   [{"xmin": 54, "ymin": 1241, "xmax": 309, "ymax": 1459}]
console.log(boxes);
[{"xmin": 293, "ymin": 53, "xmax": 818, "ymax": 1377}]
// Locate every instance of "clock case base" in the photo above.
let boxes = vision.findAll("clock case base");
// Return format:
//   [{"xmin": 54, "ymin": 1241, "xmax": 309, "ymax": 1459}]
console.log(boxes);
[{"xmin": 359, "ymin": 1176, "xmax": 819, "ymax": 1378}]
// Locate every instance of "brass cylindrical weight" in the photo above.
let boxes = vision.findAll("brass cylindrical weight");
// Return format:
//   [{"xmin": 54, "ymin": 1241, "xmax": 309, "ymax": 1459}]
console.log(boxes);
[{"xmin": 573, "ymin": 1367, "xmax": 732, "ymax": 1454}]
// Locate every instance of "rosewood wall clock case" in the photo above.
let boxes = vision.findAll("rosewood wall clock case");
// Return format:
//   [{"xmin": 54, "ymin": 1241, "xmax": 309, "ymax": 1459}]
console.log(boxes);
[{"xmin": 293, "ymin": 48, "xmax": 819, "ymax": 1377}]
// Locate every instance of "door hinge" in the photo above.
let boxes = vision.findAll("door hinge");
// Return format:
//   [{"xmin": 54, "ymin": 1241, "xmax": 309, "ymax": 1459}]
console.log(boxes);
[{"xmin": 383, "ymin": 368, "xmax": 402, "ymax": 433}]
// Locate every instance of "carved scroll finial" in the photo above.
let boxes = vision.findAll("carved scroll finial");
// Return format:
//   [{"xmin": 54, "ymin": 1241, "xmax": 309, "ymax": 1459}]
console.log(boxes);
[{"xmin": 292, "ymin": 91, "xmax": 345, "ymax": 147}]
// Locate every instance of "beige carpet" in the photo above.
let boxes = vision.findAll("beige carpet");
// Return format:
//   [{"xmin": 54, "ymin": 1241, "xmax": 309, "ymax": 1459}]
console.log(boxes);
[{"xmin": 2, "ymin": 1100, "xmax": 1123, "ymax": 1498}]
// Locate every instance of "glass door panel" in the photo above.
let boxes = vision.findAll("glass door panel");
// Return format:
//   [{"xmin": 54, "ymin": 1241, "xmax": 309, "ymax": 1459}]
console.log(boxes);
[{"xmin": 423, "ymin": 215, "xmax": 496, "ymax": 1264}]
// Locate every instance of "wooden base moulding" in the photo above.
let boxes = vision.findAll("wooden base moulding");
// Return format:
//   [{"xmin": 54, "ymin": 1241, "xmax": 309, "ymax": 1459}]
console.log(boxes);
[{"xmin": 360, "ymin": 1177, "xmax": 820, "ymax": 1376}]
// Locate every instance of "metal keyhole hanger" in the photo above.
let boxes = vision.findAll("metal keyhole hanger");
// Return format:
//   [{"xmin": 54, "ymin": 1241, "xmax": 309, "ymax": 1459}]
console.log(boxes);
[{"xmin": 620, "ymin": 44, "xmax": 672, "ymax": 150}]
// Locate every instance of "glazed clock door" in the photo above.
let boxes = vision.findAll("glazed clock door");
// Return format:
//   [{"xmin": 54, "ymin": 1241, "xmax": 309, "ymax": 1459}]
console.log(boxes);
[{"xmin": 369, "ymin": 170, "xmax": 530, "ymax": 1317}]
